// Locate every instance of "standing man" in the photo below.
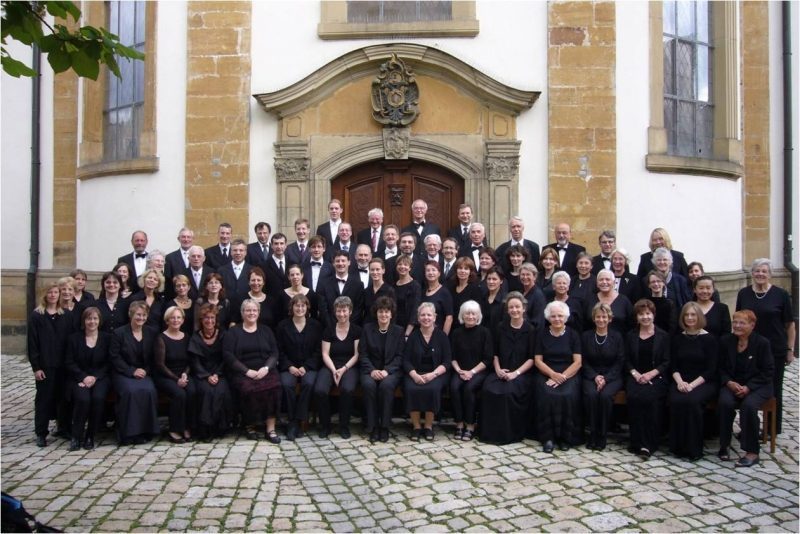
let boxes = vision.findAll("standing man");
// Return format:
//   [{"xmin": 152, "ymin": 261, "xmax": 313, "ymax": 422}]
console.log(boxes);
[
  {"xmin": 402, "ymin": 199, "xmax": 441, "ymax": 254},
  {"xmin": 217, "ymin": 239, "xmax": 252, "ymax": 306},
  {"xmin": 315, "ymin": 198, "xmax": 343, "ymax": 250},
  {"xmin": 246, "ymin": 221, "xmax": 271, "ymax": 267},
  {"xmin": 204, "ymin": 223, "xmax": 233, "ymax": 270},
  {"xmin": 495, "ymin": 216, "xmax": 541, "ymax": 274},
  {"xmin": 317, "ymin": 251, "xmax": 365, "ymax": 328},
  {"xmin": 301, "ymin": 236, "xmax": 334, "ymax": 292},
  {"xmin": 264, "ymin": 233, "xmax": 291, "ymax": 295},
  {"xmin": 381, "ymin": 225, "xmax": 400, "ymax": 260},
  {"xmin": 354, "ymin": 245, "xmax": 372, "ymax": 289},
  {"xmin": 423, "ymin": 234, "xmax": 443, "ymax": 266},
  {"xmin": 385, "ymin": 232, "xmax": 424, "ymax": 285},
  {"xmin": 186, "ymin": 246, "xmax": 215, "ymax": 300},
  {"xmin": 327, "ymin": 222, "xmax": 357, "ymax": 262},
  {"xmin": 592, "ymin": 230, "xmax": 617, "ymax": 274},
  {"xmin": 441, "ymin": 237, "xmax": 459, "ymax": 284},
  {"xmin": 357, "ymin": 208, "xmax": 386, "ymax": 256},
  {"xmin": 117, "ymin": 230, "xmax": 149, "ymax": 292},
  {"xmin": 165, "ymin": 227, "xmax": 195, "ymax": 299},
  {"xmin": 546, "ymin": 222, "xmax": 586, "ymax": 277},
  {"xmin": 447, "ymin": 203, "xmax": 476, "ymax": 253},
  {"xmin": 286, "ymin": 218, "xmax": 311, "ymax": 267},
  {"xmin": 459, "ymin": 222, "xmax": 488, "ymax": 267}
]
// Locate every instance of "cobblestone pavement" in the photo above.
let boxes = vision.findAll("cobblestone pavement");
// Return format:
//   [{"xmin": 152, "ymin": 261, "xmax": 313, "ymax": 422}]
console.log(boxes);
[{"xmin": 2, "ymin": 353, "xmax": 798, "ymax": 533}]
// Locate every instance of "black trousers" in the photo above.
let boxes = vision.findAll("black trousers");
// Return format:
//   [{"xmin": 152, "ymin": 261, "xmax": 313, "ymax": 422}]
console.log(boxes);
[
  {"xmin": 582, "ymin": 377, "xmax": 623, "ymax": 448},
  {"xmin": 718, "ymin": 385, "xmax": 773, "ymax": 455},
  {"xmin": 153, "ymin": 375, "xmax": 197, "ymax": 434},
  {"xmin": 34, "ymin": 367, "xmax": 70, "ymax": 437},
  {"xmin": 361, "ymin": 372, "xmax": 401, "ymax": 431},
  {"xmin": 626, "ymin": 376, "xmax": 668, "ymax": 453},
  {"xmin": 280, "ymin": 369, "xmax": 318, "ymax": 423},
  {"xmin": 449, "ymin": 371, "xmax": 486, "ymax": 425},
  {"xmin": 314, "ymin": 368, "xmax": 358, "ymax": 429},
  {"xmin": 71, "ymin": 377, "xmax": 110, "ymax": 441}
]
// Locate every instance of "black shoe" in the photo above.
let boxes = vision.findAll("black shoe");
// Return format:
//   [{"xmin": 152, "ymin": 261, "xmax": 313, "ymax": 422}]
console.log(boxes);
[
  {"xmin": 266, "ymin": 430, "xmax": 281, "ymax": 444},
  {"xmin": 735, "ymin": 456, "xmax": 759, "ymax": 468},
  {"xmin": 423, "ymin": 427, "xmax": 434, "ymax": 441},
  {"xmin": 461, "ymin": 429, "xmax": 474, "ymax": 442},
  {"xmin": 543, "ymin": 440, "xmax": 554, "ymax": 453},
  {"xmin": 717, "ymin": 447, "xmax": 731, "ymax": 461},
  {"xmin": 339, "ymin": 427, "xmax": 351, "ymax": 439},
  {"xmin": 379, "ymin": 428, "xmax": 390, "ymax": 442},
  {"xmin": 242, "ymin": 428, "xmax": 259, "ymax": 441},
  {"xmin": 83, "ymin": 437, "xmax": 95, "ymax": 450},
  {"xmin": 639, "ymin": 447, "xmax": 651, "ymax": 459},
  {"xmin": 454, "ymin": 427, "xmax": 464, "ymax": 440},
  {"xmin": 410, "ymin": 428, "xmax": 422, "ymax": 442},
  {"xmin": 36, "ymin": 435, "xmax": 47, "ymax": 448},
  {"xmin": 558, "ymin": 442, "xmax": 570, "ymax": 452},
  {"xmin": 286, "ymin": 424, "xmax": 298, "ymax": 441},
  {"xmin": 168, "ymin": 434, "xmax": 185, "ymax": 444},
  {"xmin": 69, "ymin": 438, "xmax": 81, "ymax": 451},
  {"xmin": 369, "ymin": 429, "xmax": 379, "ymax": 443},
  {"xmin": 318, "ymin": 426, "xmax": 330, "ymax": 439}
]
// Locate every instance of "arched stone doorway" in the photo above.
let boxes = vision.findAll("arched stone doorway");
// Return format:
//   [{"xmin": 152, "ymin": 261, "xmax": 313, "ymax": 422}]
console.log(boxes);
[{"xmin": 332, "ymin": 159, "xmax": 465, "ymax": 231}]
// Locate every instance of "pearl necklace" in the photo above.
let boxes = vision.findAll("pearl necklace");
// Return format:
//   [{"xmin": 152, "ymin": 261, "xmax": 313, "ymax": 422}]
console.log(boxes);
[{"xmin": 753, "ymin": 285, "xmax": 771, "ymax": 300}]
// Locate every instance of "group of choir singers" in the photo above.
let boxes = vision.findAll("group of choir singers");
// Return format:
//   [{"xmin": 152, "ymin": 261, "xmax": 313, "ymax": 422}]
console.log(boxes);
[{"xmin": 27, "ymin": 222, "xmax": 795, "ymax": 470}]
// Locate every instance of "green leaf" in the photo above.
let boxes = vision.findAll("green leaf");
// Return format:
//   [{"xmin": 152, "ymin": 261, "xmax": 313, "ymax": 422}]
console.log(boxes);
[
  {"xmin": 70, "ymin": 49, "xmax": 98, "ymax": 79},
  {"xmin": 46, "ymin": 1, "xmax": 81, "ymax": 22},
  {"xmin": 47, "ymin": 46, "xmax": 70, "ymax": 73},
  {"xmin": 38, "ymin": 34, "xmax": 60, "ymax": 53},
  {"xmin": 2, "ymin": 54, "xmax": 38, "ymax": 77}
]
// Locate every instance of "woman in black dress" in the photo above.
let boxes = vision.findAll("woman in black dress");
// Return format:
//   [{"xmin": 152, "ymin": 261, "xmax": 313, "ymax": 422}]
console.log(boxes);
[
  {"xmin": 363, "ymin": 258, "xmax": 395, "ymax": 318},
  {"xmin": 27, "ymin": 283, "xmax": 74, "ymax": 447},
  {"xmin": 97, "ymin": 271, "xmax": 130, "ymax": 334},
  {"xmin": 393, "ymin": 255, "xmax": 421, "ymax": 337},
  {"xmin": 581, "ymin": 302, "xmax": 624, "ymax": 450},
  {"xmin": 548, "ymin": 271, "xmax": 583, "ymax": 330},
  {"xmin": 583, "ymin": 270, "xmax": 634, "ymax": 335},
  {"xmin": 610, "ymin": 248, "xmax": 641, "ymax": 305},
  {"xmin": 519, "ymin": 263, "xmax": 546, "ymax": 328},
  {"xmin": 233, "ymin": 267, "xmax": 280, "ymax": 329},
  {"xmin": 504, "ymin": 244, "xmax": 530, "ymax": 293},
  {"xmin": 223, "ymin": 298, "xmax": 282, "ymax": 443},
  {"xmin": 279, "ymin": 264, "xmax": 319, "ymax": 321},
  {"xmin": 163, "ymin": 274, "xmax": 195, "ymax": 336},
  {"xmin": 113, "ymin": 262, "xmax": 135, "ymax": 299},
  {"xmin": 625, "ymin": 299, "xmax": 671, "ymax": 458},
  {"xmin": 668, "ymin": 302, "xmax": 718, "ymax": 461},
  {"xmin": 70, "ymin": 268, "xmax": 95, "ymax": 306},
  {"xmin": 693, "ymin": 276, "xmax": 730, "ymax": 339},
  {"xmin": 403, "ymin": 302, "xmax": 451, "ymax": 441},
  {"xmin": 193, "ymin": 273, "xmax": 231, "ymax": 331},
  {"xmin": 189, "ymin": 303, "xmax": 234, "ymax": 440},
  {"xmin": 65, "ymin": 306, "xmax": 110, "ymax": 451},
  {"xmin": 154, "ymin": 306, "xmax": 196, "ymax": 443},
  {"xmin": 477, "ymin": 248, "xmax": 501, "ymax": 287},
  {"xmin": 570, "ymin": 252, "xmax": 596, "ymax": 304},
  {"xmin": 735, "ymin": 258, "xmax": 795, "ymax": 434},
  {"xmin": 131, "ymin": 269, "xmax": 166, "ymax": 331},
  {"xmin": 314, "ymin": 296, "xmax": 361, "ymax": 439},
  {"xmin": 450, "ymin": 300, "xmax": 491, "ymax": 441},
  {"xmin": 359, "ymin": 296, "xmax": 405, "ymax": 443},
  {"xmin": 718, "ymin": 310, "xmax": 775, "ymax": 467},
  {"xmin": 421, "ymin": 261, "xmax": 454, "ymax": 335},
  {"xmin": 479, "ymin": 292, "xmax": 535, "ymax": 445},
  {"xmin": 447, "ymin": 257, "xmax": 482, "ymax": 328},
  {"xmin": 534, "ymin": 300, "xmax": 582, "ymax": 453},
  {"xmin": 277, "ymin": 294, "xmax": 323, "ymax": 440},
  {"xmin": 537, "ymin": 247, "xmax": 560, "ymax": 295},
  {"xmin": 636, "ymin": 227, "xmax": 689, "ymax": 279},
  {"xmin": 109, "ymin": 300, "xmax": 160, "ymax": 445},
  {"xmin": 480, "ymin": 267, "xmax": 507, "ymax": 333},
  {"xmin": 645, "ymin": 270, "xmax": 678, "ymax": 334}
]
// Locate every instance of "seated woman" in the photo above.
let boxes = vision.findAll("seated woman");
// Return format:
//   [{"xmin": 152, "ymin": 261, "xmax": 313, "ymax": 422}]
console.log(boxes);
[
  {"xmin": 223, "ymin": 298, "xmax": 282, "ymax": 443},
  {"xmin": 692, "ymin": 275, "xmax": 730, "ymax": 339},
  {"xmin": 479, "ymin": 292, "xmax": 535, "ymax": 445},
  {"xmin": 393, "ymin": 255, "xmax": 422, "ymax": 337},
  {"xmin": 131, "ymin": 269, "xmax": 166, "ymax": 331},
  {"xmin": 718, "ymin": 310, "xmax": 774, "ymax": 468},
  {"xmin": 279, "ymin": 264, "xmax": 319, "ymax": 321},
  {"xmin": 277, "ymin": 294, "xmax": 323, "ymax": 440},
  {"xmin": 534, "ymin": 301, "xmax": 582, "ymax": 453},
  {"xmin": 154, "ymin": 306, "xmax": 196, "ymax": 443},
  {"xmin": 581, "ymin": 302, "xmax": 624, "ymax": 451},
  {"xmin": 504, "ymin": 244, "xmax": 530, "ymax": 293},
  {"xmin": 625, "ymin": 299, "xmax": 671, "ymax": 458},
  {"xmin": 403, "ymin": 302, "xmax": 451, "ymax": 441},
  {"xmin": 450, "ymin": 300, "xmax": 492, "ymax": 441},
  {"xmin": 359, "ymin": 296, "xmax": 405, "ymax": 443},
  {"xmin": 421, "ymin": 261, "xmax": 454, "ymax": 335},
  {"xmin": 583, "ymin": 269, "xmax": 634, "ymax": 335},
  {"xmin": 645, "ymin": 270, "xmax": 678, "ymax": 334},
  {"xmin": 570, "ymin": 251, "xmax": 596, "ymax": 304},
  {"xmin": 547, "ymin": 271, "xmax": 583, "ymax": 330},
  {"xmin": 109, "ymin": 300, "xmax": 160, "ymax": 445},
  {"xmin": 669, "ymin": 302, "xmax": 718, "ymax": 461},
  {"xmin": 313, "ymin": 296, "xmax": 361, "ymax": 439},
  {"xmin": 65, "ymin": 306, "xmax": 110, "ymax": 451},
  {"xmin": 189, "ymin": 303, "xmax": 234, "ymax": 441}
]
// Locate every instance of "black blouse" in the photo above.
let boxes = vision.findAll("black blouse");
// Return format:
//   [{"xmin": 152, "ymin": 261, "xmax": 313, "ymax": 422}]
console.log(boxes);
[
  {"xmin": 671, "ymin": 332, "xmax": 717, "ymax": 383},
  {"xmin": 422, "ymin": 286, "xmax": 454, "ymax": 330},
  {"xmin": 188, "ymin": 331, "xmax": 226, "ymax": 378},
  {"xmin": 276, "ymin": 318, "xmax": 323, "ymax": 371},
  {"xmin": 27, "ymin": 310, "xmax": 74, "ymax": 371},
  {"xmin": 65, "ymin": 331, "xmax": 111, "ymax": 382},
  {"xmin": 450, "ymin": 325, "xmax": 493, "ymax": 370},
  {"xmin": 403, "ymin": 327, "xmax": 452, "ymax": 374},
  {"xmin": 494, "ymin": 320, "xmax": 536, "ymax": 371},
  {"xmin": 535, "ymin": 327, "xmax": 581, "ymax": 374},
  {"xmin": 394, "ymin": 281, "xmax": 422, "ymax": 329},
  {"xmin": 736, "ymin": 286, "xmax": 793, "ymax": 355},
  {"xmin": 223, "ymin": 325, "xmax": 279, "ymax": 375},
  {"xmin": 154, "ymin": 333, "xmax": 190, "ymax": 380},
  {"xmin": 322, "ymin": 324, "xmax": 362, "ymax": 368},
  {"xmin": 581, "ymin": 329, "xmax": 624, "ymax": 382}
]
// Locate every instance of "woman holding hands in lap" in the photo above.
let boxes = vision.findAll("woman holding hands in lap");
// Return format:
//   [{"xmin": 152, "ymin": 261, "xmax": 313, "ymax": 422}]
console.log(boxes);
[{"xmin": 154, "ymin": 306, "xmax": 196, "ymax": 443}]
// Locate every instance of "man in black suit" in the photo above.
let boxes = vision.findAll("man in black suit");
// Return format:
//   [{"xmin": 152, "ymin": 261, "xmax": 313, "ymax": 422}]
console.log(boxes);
[
  {"xmin": 204, "ymin": 222, "xmax": 233, "ymax": 270},
  {"xmin": 353, "ymin": 245, "xmax": 373, "ymax": 289},
  {"xmin": 495, "ymin": 216, "xmax": 541, "ymax": 274},
  {"xmin": 164, "ymin": 227, "xmax": 194, "ymax": 298},
  {"xmin": 301, "ymin": 236, "xmax": 334, "ymax": 292},
  {"xmin": 592, "ymin": 230, "xmax": 616, "ymax": 275},
  {"xmin": 546, "ymin": 222, "xmax": 586, "ymax": 277},
  {"xmin": 356, "ymin": 207, "xmax": 386, "ymax": 256},
  {"xmin": 381, "ymin": 224, "xmax": 400, "ymax": 260},
  {"xmin": 315, "ymin": 198, "xmax": 343, "ymax": 250},
  {"xmin": 401, "ymin": 198, "xmax": 441, "ymax": 254},
  {"xmin": 317, "ymin": 250, "xmax": 365, "ymax": 328},
  {"xmin": 263, "ymin": 233, "xmax": 290, "ymax": 295},
  {"xmin": 117, "ymin": 230, "xmax": 149, "ymax": 292},
  {"xmin": 217, "ymin": 239, "xmax": 252, "ymax": 306},
  {"xmin": 423, "ymin": 234, "xmax": 443, "ymax": 266},
  {"xmin": 458, "ymin": 222, "xmax": 488, "ymax": 267},
  {"xmin": 447, "ymin": 203, "xmax": 476, "ymax": 254},
  {"xmin": 286, "ymin": 217, "xmax": 311, "ymax": 267},
  {"xmin": 326, "ymin": 222, "xmax": 357, "ymax": 262},
  {"xmin": 385, "ymin": 232, "xmax": 425, "ymax": 285},
  {"xmin": 441, "ymin": 237, "xmax": 459, "ymax": 284},
  {"xmin": 186, "ymin": 245, "xmax": 215, "ymax": 300},
  {"xmin": 246, "ymin": 221, "xmax": 271, "ymax": 267}
]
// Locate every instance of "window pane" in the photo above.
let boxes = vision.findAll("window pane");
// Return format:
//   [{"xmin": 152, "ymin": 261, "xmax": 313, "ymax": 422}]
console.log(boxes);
[
  {"xmin": 677, "ymin": 101, "xmax": 696, "ymax": 157},
  {"xmin": 697, "ymin": 45, "xmax": 710, "ymax": 102},
  {"xmin": 696, "ymin": 0, "xmax": 709, "ymax": 44},
  {"xmin": 663, "ymin": 0, "xmax": 676, "ymax": 35},
  {"xmin": 134, "ymin": 59, "xmax": 145, "ymax": 102},
  {"xmin": 108, "ymin": 1, "xmax": 119, "ymax": 33},
  {"xmin": 676, "ymin": 41, "xmax": 694, "ymax": 99},
  {"xmin": 663, "ymin": 37, "xmax": 675, "ymax": 95},
  {"xmin": 677, "ymin": 0, "xmax": 694, "ymax": 39},
  {"xmin": 135, "ymin": 1, "xmax": 145, "ymax": 44},
  {"xmin": 119, "ymin": 56, "xmax": 134, "ymax": 105},
  {"xmin": 347, "ymin": 1, "xmax": 451, "ymax": 23},
  {"xmin": 696, "ymin": 103, "xmax": 713, "ymax": 157},
  {"xmin": 118, "ymin": 0, "xmax": 134, "ymax": 46},
  {"xmin": 664, "ymin": 98, "xmax": 677, "ymax": 154},
  {"xmin": 418, "ymin": 1, "xmax": 452, "ymax": 21}
]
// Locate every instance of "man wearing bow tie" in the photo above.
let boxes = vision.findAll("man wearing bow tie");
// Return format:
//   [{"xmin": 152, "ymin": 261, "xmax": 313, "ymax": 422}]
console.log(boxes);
[
  {"xmin": 546, "ymin": 222, "xmax": 586, "ymax": 277},
  {"xmin": 204, "ymin": 222, "xmax": 233, "ymax": 270},
  {"xmin": 592, "ymin": 230, "xmax": 616, "ymax": 275},
  {"xmin": 458, "ymin": 222, "xmax": 488, "ymax": 267},
  {"xmin": 402, "ymin": 198, "xmax": 441, "ymax": 254},
  {"xmin": 301, "ymin": 236, "xmax": 334, "ymax": 291},
  {"xmin": 117, "ymin": 230, "xmax": 149, "ymax": 292},
  {"xmin": 317, "ymin": 250, "xmax": 364, "ymax": 328},
  {"xmin": 353, "ymin": 245, "xmax": 372, "ymax": 288},
  {"xmin": 381, "ymin": 225, "xmax": 400, "ymax": 260}
]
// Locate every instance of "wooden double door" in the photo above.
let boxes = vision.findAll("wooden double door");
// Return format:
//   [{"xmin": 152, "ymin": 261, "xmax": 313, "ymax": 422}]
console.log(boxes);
[{"xmin": 331, "ymin": 160, "xmax": 464, "ymax": 232}]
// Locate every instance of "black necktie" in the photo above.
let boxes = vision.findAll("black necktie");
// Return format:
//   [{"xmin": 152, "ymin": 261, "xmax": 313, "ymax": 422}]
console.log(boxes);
[{"xmin": 222, "ymin": 247, "xmax": 228, "ymax": 258}]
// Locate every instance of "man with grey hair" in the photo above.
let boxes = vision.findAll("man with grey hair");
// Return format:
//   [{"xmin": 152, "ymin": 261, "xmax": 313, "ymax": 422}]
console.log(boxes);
[
  {"xmin": 424, "ymin": 234, "xmax": 443, "ymax": 264},
  {"xmin": 592, "ymin": 229, "xmax": 617, "ymax": 274},
  {"xmin": 357, "ymin": 207, "xmax": 386, "ymax": 255},
  {"xmin": 495, "ymin": 216, "xmax": 540, "ymax": 273},
  {"xmin": 165, "ymin": 227, "xmax": 194, "ymax": 298},
  {"xmin": 402, "ymin": 198, "xmax": 441, "ymax": 254},
  {"xmin": 459, "ymin": 222, "xmax": 487, "ymax": 266},
  {"xmin": 186, "ymin": 245, "xmax": 215, "ymax": 300},
  {"xmin": 117, "ymin": 230, "xmax": 149, "ymax": 292}
]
